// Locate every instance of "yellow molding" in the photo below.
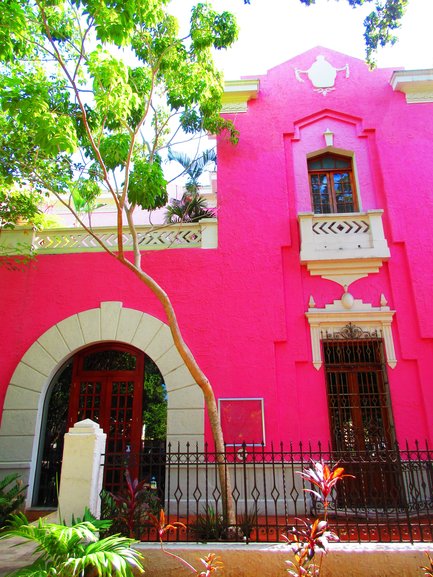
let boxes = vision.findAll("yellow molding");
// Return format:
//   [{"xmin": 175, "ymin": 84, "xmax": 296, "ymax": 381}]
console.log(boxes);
[
  {"xmin": 390, "ymin": 69, "xmax": 433, "ymax": 103},
  {"xmin": 222, "ymin": 79, "xmax": 260, "ymax": 112}
]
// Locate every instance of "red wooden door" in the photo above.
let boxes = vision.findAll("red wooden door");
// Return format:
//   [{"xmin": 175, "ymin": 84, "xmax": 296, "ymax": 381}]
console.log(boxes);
[
  {"xmin": 67, "ymin": 344, "xmax": 144, "ymax": 491},
  {"xmin": 323, "ymin": 335, "xmax": 402, "ymax": 508}
]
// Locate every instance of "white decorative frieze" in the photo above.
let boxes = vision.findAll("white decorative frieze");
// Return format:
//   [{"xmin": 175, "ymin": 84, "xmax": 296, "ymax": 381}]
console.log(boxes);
[
  {"xmin": 305, "ymin": 292, "xmax": 397, "ymax": 370},
  {"xmin": 295, "ymin": 55, "xmax": 349, "ymax": 95}
]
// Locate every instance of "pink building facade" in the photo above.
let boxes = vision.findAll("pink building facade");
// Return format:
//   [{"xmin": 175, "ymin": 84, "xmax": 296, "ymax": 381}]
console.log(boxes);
[{"xmin": 1, "ymin": 47, "xmax": 433, "ymax": 508}]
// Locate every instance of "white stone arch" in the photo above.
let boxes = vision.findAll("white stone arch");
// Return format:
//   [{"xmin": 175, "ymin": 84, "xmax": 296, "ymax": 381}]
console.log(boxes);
[{"xmin": 0, "ymin": 301, "xmax": 204, "ymax": 503}]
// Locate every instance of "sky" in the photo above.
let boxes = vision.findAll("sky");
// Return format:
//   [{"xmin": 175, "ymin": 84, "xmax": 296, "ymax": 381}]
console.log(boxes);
[{"xmin": 171, "ymin": 0, "xmax": 433, "ymax": 79}]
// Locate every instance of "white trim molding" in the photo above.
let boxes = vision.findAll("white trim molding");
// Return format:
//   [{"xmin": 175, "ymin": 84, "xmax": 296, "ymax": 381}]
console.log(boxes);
[
  {"xmin": 390, "ymin": 69, "xmax": 433, "ymax": 103},
  {"xmin": 221, "ymin": 79, "xmax": 259, "ymax": 113},
  {"xmin": 306, "ymin": 294, "xmax": 397, "ymax": 370}
]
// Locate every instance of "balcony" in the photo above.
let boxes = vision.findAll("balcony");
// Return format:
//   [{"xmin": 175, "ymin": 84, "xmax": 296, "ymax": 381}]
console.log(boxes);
[
  {"xmin": 0, "ymin": 219, "xmax": 218, "ymax": 256},
  {"xmin": 298, "ymin": 210, "xmax": 390, "ymax": 287}
]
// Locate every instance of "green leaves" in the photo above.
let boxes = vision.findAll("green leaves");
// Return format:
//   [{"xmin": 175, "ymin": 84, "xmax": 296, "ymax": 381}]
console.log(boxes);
[
  {"xmin": 0, "ymin": 188, "xmax": 42, "ymax": 229},
  {"xmin": 70, "ymin": 178, "xmax": 103, "ymax": 213},
  {"xmin": 1, "ymin": 513, "xmax": 144, "ymax": 577},
  {"xmin": 0, "ymin": 0, "xmax": 238, "ymax": 234},
  {"xmin": 88, "ymin": 50, "xmax": 142, "ymax": 124},
  {"xmin": 1, "ymin": 69, "xmax": 78, "ymax": 155},
  {"xmin": 190, "ymin": 3, "xmax": 238, "ymax": 51},
  {"xmin": 363, "ymin": 0, "xmax": 408, "ymax": 64},
  {"xmin": 128, "ymin": 157, "xmax": 167, "ymax": 210},
  {"xmin": 99, "ymin": 133, "xmax": 131, "ymax": 171}
]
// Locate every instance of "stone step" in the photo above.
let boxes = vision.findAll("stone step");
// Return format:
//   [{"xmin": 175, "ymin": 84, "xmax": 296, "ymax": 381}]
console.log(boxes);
[{"xmin": 24, "ymin": 508, "xmax": 56, "ymax": 523}]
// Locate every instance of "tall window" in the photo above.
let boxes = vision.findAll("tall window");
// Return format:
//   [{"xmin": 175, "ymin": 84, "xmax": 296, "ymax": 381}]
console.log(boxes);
[{"xmin": 308, "ymin": 153, "xmax": 357, "ymax": 214}]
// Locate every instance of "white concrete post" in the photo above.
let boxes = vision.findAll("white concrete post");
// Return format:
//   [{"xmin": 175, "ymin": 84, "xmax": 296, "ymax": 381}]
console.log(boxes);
[
  {"xmin": 57, "ymin": 419, "xmax": 106, "ymax": 523},
  {"xmin": 199, "ymin": 218, "xmax": 218, "ymax": 248},
  {"xmin": 298, "ymin": 212, "xmax": 315, "ymax": 261},
  {"xmin": 368, "ymin": 209, "xmax": 390, "ymax": 256}
]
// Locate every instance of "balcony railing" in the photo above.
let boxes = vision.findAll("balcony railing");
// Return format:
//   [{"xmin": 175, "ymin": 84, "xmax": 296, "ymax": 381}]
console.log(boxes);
[
  {"xmin": 298, "ymin": 210, "xmax": 390, "ymax": 286},
  {"xmin": 101, "ymin": 441, "xmax": 433, "ymax": 544},
  {"xmin": 0, "ymin": 219, "xmax": 218, "ymax": 256}
]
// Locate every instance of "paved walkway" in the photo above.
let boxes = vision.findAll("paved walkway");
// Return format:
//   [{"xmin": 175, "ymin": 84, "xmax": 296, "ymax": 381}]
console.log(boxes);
[{"xmin": 0, "ymin": 536, "xmax": 37, "ymax": 576}]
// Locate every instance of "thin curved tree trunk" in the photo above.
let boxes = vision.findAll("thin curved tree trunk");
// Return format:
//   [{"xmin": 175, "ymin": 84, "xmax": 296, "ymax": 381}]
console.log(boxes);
[{"xmin": 118, "ymin": 255, "xmax": 236, "ymax": 526}]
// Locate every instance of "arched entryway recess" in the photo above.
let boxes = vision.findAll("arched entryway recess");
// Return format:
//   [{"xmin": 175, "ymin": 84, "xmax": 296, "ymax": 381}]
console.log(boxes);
[{"xmin": 0, "ymin": 302, "xmax": 204, "ymax": 507}]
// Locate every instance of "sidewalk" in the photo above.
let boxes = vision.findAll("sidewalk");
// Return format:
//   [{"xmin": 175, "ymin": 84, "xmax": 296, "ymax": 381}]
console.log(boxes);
[{"xmin": 0, "ymin": 537, "xmax": 37, "ymax": 576}]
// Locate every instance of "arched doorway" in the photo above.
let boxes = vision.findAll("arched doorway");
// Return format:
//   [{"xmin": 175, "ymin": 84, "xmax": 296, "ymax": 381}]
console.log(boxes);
[
  {"xmin": 34, "ymin": 343, "xmax": 166, "ymax": 507},
  {"xmin": 0, "ymin": 303, "xmax": 205, "ymax": 507}
]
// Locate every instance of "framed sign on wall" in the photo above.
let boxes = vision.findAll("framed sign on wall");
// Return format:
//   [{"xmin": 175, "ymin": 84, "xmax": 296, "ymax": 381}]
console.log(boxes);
[{"xmin": 218, "ymin": 398, "xmax": 265, "ymax": 446}]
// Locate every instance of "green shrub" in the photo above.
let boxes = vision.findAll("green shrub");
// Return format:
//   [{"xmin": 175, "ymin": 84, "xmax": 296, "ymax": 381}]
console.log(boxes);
[
  {"xmin": 190, "ymin": 505, "xmax": 227, "ymax": 542},
  {"xmin": 0, "ymin": 512, "xmax": 144, "ymax": 577},
  {"xmin": 0, "ymin": 474, "xmax": 27, "ymax": 528}
]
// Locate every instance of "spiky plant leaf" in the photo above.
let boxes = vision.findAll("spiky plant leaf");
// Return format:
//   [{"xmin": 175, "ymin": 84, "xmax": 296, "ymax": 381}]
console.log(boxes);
[{"xmin": 1, "ymin": 514, "xmax": 144, "ymax": 577}]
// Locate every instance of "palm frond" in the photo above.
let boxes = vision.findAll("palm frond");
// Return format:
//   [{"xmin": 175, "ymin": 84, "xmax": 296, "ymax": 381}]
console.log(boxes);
[
  {"xmin": 168, "ymin": 147, "xmax": 217, "ymax": 193},
  {"xmin": 1, "ymin": 514, "xmax": 144, "ymax": 577},
  {"xmin": 4, "ymin": 558, "xmax": 51, "ymax": 577},
  {"xmin": 0, "ymin": 475, "xmax": 27, "ymax": 527},
  {"xmin": 164, "ymin": 193, "xmax": 215, "ymax": 224}
]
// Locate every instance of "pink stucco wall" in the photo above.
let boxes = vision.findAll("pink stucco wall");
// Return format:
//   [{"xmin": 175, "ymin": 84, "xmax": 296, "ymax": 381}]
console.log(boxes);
[{"xmin": 1, "ymin": 47, "xmax": 432, "ymax": 446}]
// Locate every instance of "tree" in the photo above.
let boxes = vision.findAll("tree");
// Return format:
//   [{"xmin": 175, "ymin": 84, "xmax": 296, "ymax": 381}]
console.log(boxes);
[
  {"xmin": 0, "ymin": 0, "xmax": 238, "ymax": 524},
  {"xmin": 165, "ymin": 148, "xmax": 216, "ymax": 223},
  {"xmin": 168, "ymin": 148, "xmax": 217, "ymax": 195},
  {"xmin": 244, "ymin": 0, "xmax": 408, "ymax": 65}
]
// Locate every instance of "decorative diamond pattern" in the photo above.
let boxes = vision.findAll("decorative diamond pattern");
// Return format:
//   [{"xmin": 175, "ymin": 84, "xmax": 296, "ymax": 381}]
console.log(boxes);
[
  {"xmin": 312, "ymin": 219, "xmax": 370, "ymax": 235},
  {"xmin": 32, "ymin": 224, "xmax": 204, "ymax": 254}
]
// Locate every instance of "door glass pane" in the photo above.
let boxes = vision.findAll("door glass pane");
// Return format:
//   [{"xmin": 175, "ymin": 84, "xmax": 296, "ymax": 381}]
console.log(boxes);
[
  {"xmin": 83, "ymin": 350, "xmax": 136, "ymax": 371},
  {"xmin": 108, "ymin": 381, "xmax": 134, "ymax": 453},
  {"xmin": 77, "ymin": 381, "xmax": 102, "ymax": 423},
  {"xmin": 310, "ymin": 174, "xmax": 331, "ymax": 213},
  {"xmin": 34, "ymin": 362, "xmax": 72, "ymax": 507},
  {"xmin": 333, "ymin": 172, "xmax": 354, "ymax": 212}
]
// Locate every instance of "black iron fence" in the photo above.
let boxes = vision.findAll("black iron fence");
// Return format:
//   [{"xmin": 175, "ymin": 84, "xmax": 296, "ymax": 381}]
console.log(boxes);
[{"xmin": 101, "ymin": 440, "xmax": 433, "ymax": 544}]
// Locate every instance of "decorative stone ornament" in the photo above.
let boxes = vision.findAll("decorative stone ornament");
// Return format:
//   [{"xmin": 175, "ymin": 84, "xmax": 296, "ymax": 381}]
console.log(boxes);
[
  {"xmin": 306, "ymin": 295, "xmax": 396, "ymax": 369},
  {"xmin": 341, "ymin": 289, "xmax": 355, "ymax": 309},
  {"xmin": 295, "ymin": 55, "xmax": 349, "ymax": 95}
]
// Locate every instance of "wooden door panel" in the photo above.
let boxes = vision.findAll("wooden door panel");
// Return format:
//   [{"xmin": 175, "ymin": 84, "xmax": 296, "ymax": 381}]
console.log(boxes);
[{"xmin": 323, "ymin": 336, "xmax": 401, "ymax": 508}]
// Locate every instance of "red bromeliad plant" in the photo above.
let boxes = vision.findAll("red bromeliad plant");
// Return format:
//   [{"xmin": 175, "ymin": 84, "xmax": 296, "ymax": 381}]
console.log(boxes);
[
  {"xmin": 284, "ymin": 460, "xmax": 354, "ymax": 577},
  {"xmin": 299, "ymin": 460, "xmax": 354, "ymax": 518},
  {"xmin": 104, "ymin": 469, "xmax": 160, "ymax": 538}
]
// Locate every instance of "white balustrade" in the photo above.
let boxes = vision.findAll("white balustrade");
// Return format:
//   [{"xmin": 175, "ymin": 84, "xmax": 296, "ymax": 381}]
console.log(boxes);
[
  {"xmin": 298, "ymin": 210, "xmax": 390, "ymax": 287},
  {"xmin": 0, "ymin": 219, "xmax": 218, "ymax": 256},
  {"xmin": 298, "ymin": 210, "xmax": 390, "ymax": 262}
]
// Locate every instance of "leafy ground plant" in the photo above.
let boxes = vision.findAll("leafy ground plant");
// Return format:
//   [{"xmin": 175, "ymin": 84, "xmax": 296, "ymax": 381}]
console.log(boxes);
[
  {"xmin": 0, "ymin": 512, "xmax": 144, "ymax": 577},
  {"xmin": 237, "ymin": 506, "xmax": 258, "ymax": 542},
  {"xmin": 284, "ymin": 461, "xmax": 353, "ymax": 577},
  {"xmin": 189, "ymin": 505, "xmax": 227, "ymax": 542},
  {"xmin": 0, "ymin": 474, "xmax": 27, "ymax": 528}
]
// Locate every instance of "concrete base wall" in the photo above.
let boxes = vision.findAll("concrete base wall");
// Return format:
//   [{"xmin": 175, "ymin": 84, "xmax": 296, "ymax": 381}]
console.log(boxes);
[{"xmin": 138, "ymin": 543, "xmax": 433, "ymax": 577}]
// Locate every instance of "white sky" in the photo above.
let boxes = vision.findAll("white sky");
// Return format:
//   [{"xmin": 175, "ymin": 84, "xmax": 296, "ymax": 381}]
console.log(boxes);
[{"xmin": 171, "ymin": 0, "xmax": 433, "ymax": 79}]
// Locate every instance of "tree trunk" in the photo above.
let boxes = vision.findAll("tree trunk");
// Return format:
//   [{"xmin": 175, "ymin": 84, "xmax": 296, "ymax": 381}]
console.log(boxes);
[{"xmin": 119, "ymin": 257, "xmax": 236, "ymax": 526}]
